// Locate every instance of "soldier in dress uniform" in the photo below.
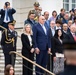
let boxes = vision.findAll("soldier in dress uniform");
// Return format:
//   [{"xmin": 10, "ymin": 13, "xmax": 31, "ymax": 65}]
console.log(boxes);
[
  {"xmin": 57, "ymin": 40, "xmax": 76, "ymax": 75},
  {"xmin": 1, "ymin": 20, "xmax": 17, "ymax": 68},
  {"xmin": 33, "ymin": 2, "xmax": 41, "ymax": 22}
]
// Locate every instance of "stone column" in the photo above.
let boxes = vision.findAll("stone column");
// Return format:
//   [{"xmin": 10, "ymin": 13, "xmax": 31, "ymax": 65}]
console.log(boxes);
[
  {"xmin": 12, "ymin": 0, "xmax": 36, "ymax": 28},
  {"xmin": 12, "ymin": 0, "xmax": 36, "ymax": 48}
]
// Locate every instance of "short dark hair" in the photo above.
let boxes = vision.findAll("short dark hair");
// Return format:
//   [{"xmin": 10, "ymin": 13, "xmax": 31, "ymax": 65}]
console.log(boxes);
[
  {"xmin": 60, "ymin": 8, "xmax": 65, "ymax": 12},
  {"xmin": 5, "ymin": 2, "xmax": 10, "ymax": 7},
  {"xmin": 63, "ymin": 39, "xmax": 76, "ymax": 50},
  {"xmin": 52, "ymin": 10, "xmax": 57, "ymax": 16},
  {"xmin": 56, "ymin": 19, "xmax": 62, "ymax": 25},
  {"xmin": 44, "ymin": 11, "xmax": 49, "ymax": 15}
]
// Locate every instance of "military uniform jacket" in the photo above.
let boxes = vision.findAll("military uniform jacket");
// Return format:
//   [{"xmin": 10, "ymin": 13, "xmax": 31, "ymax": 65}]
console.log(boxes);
[{"xmin": 1, "ymin": 29, "xmax": 17, "ymax": 53}]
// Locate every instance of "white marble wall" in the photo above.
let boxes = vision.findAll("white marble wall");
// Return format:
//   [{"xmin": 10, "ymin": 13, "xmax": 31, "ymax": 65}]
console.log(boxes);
[
  {"xmin": 0, "ymin": 0, "xmax": 63, "ymax": 28},
  {"xmin": 37, "ymin": 0, "xmax": 63, "ymax": 17},
  {"xmin": 12, "ymin": 0, "xmax": 36, "ymax": 28}
]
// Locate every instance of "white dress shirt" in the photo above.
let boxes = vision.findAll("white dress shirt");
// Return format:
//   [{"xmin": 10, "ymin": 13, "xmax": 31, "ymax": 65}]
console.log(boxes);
[
  {"xmin": 27, "ymin": 35, "xmax": 32, "ymax": 47},
  {"xmin": 40, "ymin": 24, "xmax": 47, "ymax": 35},
  {"xmin": 51, "ymin": 28, "xmax": 55, "ymax": 36},
  {"xmin": 4, "ymin": 9, "xmax": 10, "ymax": 23},
  {"xmin": 56, "ymin": 26, "xmax": 61, "ymax": 30}
]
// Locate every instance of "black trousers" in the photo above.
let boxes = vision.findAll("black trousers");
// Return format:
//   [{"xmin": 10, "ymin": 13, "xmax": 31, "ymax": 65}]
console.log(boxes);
[
  {"xmin": 22, "ymin": 53, "xmax": 34, "ymax": 75},
  {"xmin": 46, "ymin": 55, "xmax": 53, "ymax": 75},
  {"xmin": 4, "ymin": 53, "xmax": 16, "ymax": 68}
]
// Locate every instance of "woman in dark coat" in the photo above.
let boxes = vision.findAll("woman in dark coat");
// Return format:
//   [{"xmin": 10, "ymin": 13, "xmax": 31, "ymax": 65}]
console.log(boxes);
[
  {"xmin": 21, "ymin": 24, "xmax": 34, "ymax": 75},
  {"xmin": 52, "ymin": 29, "xmax": 64, "ymax": 74}
]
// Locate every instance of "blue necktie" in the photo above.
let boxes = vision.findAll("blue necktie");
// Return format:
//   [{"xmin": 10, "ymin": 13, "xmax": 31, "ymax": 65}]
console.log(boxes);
[{"xmin": 6, "ymin": 9, "xmax": 8, "ymax": 21}]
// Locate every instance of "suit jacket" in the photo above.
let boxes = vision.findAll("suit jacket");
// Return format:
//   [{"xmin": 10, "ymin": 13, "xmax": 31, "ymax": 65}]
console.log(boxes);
[
  {"xmin": 21, "ymin": 33, "xmax": 34, "ymax": 55},
  {"xmin": 0, "ymin": 8, "xmax": 16, "ymax": 23},
  {"xmin": 49, "ymin": 28, "xmax": 53, "ymax": 38},
  {"xmin": 62, "ymin": 31, "xmax": 69, "ymax": 40},
  {"xmin": 33, "ymin": 23, "xmax": 51, "ymax": 51},
  {"xmin": 56, "ymin": 13, "xmax": 64, "ymax": 21},
  {"xmin": 52, "ymin": 37, "xmax": 63, "ymax": 56},
  {"xmin": 49, "ymin": 28, "xmax": 56, "ymax": 56},
  {"xmin": 68, "ymin": 32, "xmax": 75, "ymax": 42},
  {"xmin": 1, "ymin": 29, "xmax": 17, "ymax": 53},
  {"xmin": 62, "ymin": 18, "xmax": 68, "ymax": 24},
  {"xmin": 24, "ymin": 18, "xmax": 37, "ymax": 27}
]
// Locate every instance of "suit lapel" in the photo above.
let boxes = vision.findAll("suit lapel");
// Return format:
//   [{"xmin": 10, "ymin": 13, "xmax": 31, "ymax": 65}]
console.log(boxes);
[
  {"xmin": 69, "ymin": 32, "xmax": 74, "ymax": 41},
  {"xmin": 50, "ymin": 28, "xmax": 53, "ymax": 37},
  {"xmin": 38, "ymin": 23, "xmax": 46, "ymax": 35},
  {"xmin": 25, "ymin": 34, "xmax": 30, "ymax": 46}
]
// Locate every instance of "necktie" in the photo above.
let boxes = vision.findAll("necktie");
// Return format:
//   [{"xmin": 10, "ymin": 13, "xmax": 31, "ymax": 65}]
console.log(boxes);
[
  {"xmin": 6, "ymin": 9, "xmax": 8, "ymax": 21},
  {"xmin": 73, "ymin": 34, "xmax": 76, "ymax": 41},
  {"xmin": 42, "ymin": 25, "xmax": 47, "ymax": 35}
]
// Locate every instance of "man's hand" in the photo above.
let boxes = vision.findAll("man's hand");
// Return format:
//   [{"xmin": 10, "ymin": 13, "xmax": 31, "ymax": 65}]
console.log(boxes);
[
  {"xmin": 35, "ymin": 48, "xmax": 40, "ymax": 54},
  {"xmin": 4, "ymin": 5, "xmax": 6, "ymax": 9},
  {"xmin": 30, "ymin": 48, "xmax": 34, "ymax": 53},
  {"xmin": 48, "ymin": 48, "xmax": 51, "ymax": 54}
]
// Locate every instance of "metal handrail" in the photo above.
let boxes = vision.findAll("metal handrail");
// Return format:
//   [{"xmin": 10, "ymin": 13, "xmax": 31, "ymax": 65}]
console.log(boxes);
[{"xmin": 9, "ymin": 51, "xmax": 55, "ymax": 75}]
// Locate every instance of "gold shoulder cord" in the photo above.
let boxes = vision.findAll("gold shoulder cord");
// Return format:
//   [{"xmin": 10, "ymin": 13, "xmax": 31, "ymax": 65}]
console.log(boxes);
[{"xmin": 5, "ymin": 30, "xmax": 14, "ymax": 47}]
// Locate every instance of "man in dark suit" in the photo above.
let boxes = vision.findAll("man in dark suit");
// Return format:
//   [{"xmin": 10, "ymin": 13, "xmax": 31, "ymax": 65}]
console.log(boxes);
[
  {"xmin": 47, "ymin": 20, "xmax": 55, "ymax": 73},
  {"xmin": 1, "ymin": 20, "xmax": 17, "ymax": 67},
  {"xmin": 68, "ymin": 25, "xmax": 76, "ymax": 42},
  {"xmin": 33, "ymin": 16, "xmax": 51, "ymax": 75},
  {"xmin": 0, "ymin": 2, "xmax": 16, "ymax": 29},
  {"xmin": 44, "ymin": 11, "xmax": 50, "ymax": 29},
  {"xmin": 62, "ymin": 23, "xmax": 69, "ymax": 40}
]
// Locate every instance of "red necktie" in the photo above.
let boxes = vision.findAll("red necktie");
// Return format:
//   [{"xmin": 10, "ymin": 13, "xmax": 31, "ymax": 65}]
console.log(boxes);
[{"xmin": 73, "ymin": 34, "xmax": 76, "ymax": 41}]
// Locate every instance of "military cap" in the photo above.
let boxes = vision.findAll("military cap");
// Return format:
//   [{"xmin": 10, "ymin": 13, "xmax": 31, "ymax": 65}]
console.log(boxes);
[
  {"xmin": 34, "ymin": 2, "xmax": 40, "ymax": 6},
  {"xmin": 63, "ymin": 39, "xmax": 76, "ymax": 61},
  {"xmin": 8, "ymin": 20, "xmax": 16, "ymax": 26},
  {"xmin": 63, "ymin": 40, "xmax": 76, "ymax": 50},
  {"xmin": 29, "ymin": 10, "xmax": 35, "ymax": 14}
]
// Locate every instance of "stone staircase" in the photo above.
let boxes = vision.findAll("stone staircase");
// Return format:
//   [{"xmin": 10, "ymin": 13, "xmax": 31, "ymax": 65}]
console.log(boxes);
[
  {"xmin": 0, "ymin": 48, "xmax": 23, "ymax": 75},
  {"xmin": 0, "ymin": 29, "xmax": 36, "ymax": 75},
  {"xmin": 0, "ymin": 29, "xmax": 23, "ymax": 75}
]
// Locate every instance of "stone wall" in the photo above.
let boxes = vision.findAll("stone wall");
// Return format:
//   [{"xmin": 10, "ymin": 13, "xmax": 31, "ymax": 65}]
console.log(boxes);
[{"xmin": 12, "ymin": 0, "xmax": 36, "ymax": 28}]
